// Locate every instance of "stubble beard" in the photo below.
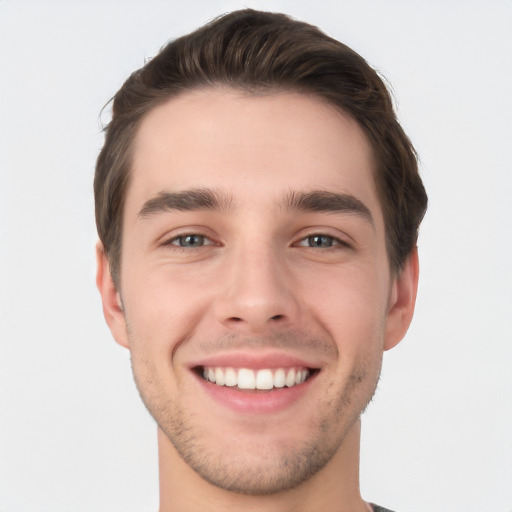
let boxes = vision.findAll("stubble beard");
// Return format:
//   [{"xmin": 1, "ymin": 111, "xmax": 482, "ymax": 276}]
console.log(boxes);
[
  {"xmin": 126, "ymin": 321, "xmax": 383, "ymax": 496},
  {"xmin": 132, "ymin": 356, "xmax": 381, "ymax": 496}
]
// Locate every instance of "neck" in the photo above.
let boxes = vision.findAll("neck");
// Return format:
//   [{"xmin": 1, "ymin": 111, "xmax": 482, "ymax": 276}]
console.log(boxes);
[{"xmin": 158, "ymin": 419, "xmax": 369, "ymax": 512}]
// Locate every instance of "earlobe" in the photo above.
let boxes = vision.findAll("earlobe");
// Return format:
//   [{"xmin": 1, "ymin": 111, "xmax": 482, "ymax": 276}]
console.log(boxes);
[
  {"xmin": 384, "ymin": 247, "xmax": 420, "ymax": 351},
  {"xmin": 95, "ymin": 241, "xmax": 129, "ymax": 349}
]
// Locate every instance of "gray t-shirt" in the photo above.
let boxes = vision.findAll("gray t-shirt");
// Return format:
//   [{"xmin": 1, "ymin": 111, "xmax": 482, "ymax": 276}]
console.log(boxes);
[{"xmin": 372, "ymin": 506, "xmax": 396, "ymax": 512}]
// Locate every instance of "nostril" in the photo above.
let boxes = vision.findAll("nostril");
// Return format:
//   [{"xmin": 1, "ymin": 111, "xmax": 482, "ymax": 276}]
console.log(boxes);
[{"xmin": 270, "ymin": 314, "xmax": 284, "ymax": 321}]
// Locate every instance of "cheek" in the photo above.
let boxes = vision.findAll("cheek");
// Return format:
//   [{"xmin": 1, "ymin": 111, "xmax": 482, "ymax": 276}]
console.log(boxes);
[
  {"xmin": 120, "ymin": 262, "xmax": 217, "ymax": 363},
  {"xmin": 306, "ymin": 266, "xmax": 389, "ymax": 352}
]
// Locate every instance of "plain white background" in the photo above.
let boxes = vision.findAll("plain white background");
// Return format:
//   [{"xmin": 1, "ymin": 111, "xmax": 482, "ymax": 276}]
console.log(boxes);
[{"xmin": 1, "ymin": 1, "xmax": 511, "ymax": 511}]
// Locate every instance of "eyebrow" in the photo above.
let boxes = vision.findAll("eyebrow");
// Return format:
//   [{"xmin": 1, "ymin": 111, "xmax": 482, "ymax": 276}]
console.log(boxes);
[
  {"xmin": 282, "ymin": 190, "xmax": 374, "ymax": 226},
  {"xmin": 138, "ymin": 188, "xmax": 235, "ymax": 218},
  {"xmin": 138, "ymin": 187, "xmax": 373, "ymax": 226}
]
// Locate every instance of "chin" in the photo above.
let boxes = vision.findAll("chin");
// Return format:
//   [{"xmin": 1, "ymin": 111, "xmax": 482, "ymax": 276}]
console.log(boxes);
[{"xmin": 164, "ymin": 416, "xmax": 343, "ymax": 495}]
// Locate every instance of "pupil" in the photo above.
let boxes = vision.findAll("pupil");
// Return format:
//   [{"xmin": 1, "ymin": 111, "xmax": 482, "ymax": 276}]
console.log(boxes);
[
  {"xmin": 182, "ymin": 235, "xmax": 203, "ymax": 246},
  {"xmin": 310, "ymin": 235, "xmax": 332, "ymax": 247}
]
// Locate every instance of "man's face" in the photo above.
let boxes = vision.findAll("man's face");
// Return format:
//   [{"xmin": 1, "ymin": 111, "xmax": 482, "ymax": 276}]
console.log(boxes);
[{"xmin": 100, "ymin": 88, "xmax": 414, "ymax": 494}]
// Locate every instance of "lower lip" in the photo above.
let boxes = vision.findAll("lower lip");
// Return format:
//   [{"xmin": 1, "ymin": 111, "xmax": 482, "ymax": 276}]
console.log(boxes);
[{"xmin": 194, "ymin": 372, "xmax": 317, "ymax": 414}]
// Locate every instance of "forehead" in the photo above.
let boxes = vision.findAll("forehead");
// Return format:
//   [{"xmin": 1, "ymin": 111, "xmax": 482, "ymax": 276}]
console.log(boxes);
[{"xmin": 127, "ymin": 88, "xmax": 382, "ymax": 224}]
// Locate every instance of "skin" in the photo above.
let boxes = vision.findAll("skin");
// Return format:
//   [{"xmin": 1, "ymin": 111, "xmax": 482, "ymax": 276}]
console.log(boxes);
[{"xmin": 97, "ymin": 88, "xmax": 419, "ymax": 512}]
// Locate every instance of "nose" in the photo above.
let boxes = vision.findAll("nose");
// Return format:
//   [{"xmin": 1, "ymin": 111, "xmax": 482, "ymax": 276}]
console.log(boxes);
[{"xmin": 214, "ymin": 244, "xmax": 300, "ymax": 333}]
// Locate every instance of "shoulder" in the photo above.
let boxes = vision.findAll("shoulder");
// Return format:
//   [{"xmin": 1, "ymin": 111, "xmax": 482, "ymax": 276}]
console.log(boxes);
[{"xmin": 372, "ymin": 505, "xmax": 397, "ymax": 512}]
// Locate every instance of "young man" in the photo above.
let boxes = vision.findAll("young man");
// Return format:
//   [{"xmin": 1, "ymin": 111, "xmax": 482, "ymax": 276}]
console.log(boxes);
[{"xmin": 95, "ymin": 9, "xmax": 427, "ymax": 512}]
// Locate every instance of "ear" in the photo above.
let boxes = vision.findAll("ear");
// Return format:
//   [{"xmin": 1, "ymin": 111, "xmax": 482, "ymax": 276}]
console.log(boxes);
[
  {"xmin": 95, "ymin": 241, "xmax": 129, "ymax": 349},
  {"xmin": 383, "ymin": 247, "xmax": 420, "ymax": 351}
]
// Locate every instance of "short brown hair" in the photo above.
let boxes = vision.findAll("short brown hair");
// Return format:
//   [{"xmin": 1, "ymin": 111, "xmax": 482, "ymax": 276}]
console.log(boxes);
[{"xmin": 95, "ymin": 9, "xmax": 427, "ymax": 285}]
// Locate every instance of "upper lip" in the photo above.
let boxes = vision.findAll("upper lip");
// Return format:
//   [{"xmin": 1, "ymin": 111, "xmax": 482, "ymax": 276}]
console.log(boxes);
[{"xmin": 188, "ymin": 350, "xmax": 323, "ymax": 371}]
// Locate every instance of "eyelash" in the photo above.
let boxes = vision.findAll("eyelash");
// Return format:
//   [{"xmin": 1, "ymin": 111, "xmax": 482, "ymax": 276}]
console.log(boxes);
[
  {"xmin": 162, "ymin": 234, "xmax": 214, "ymax": 248},
  {"xmin": 295, "ymin": 234, "xmax": 351, "ymax": 250},
  {"xmin": 161, "ymin": 233, "xmax": 351, "ymax": 250}
]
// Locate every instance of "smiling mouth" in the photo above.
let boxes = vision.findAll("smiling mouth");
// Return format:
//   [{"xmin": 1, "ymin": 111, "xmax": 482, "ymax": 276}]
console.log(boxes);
[{"xmin": 196, "ymin": 366, "xmax": 317, "ymax": 392}]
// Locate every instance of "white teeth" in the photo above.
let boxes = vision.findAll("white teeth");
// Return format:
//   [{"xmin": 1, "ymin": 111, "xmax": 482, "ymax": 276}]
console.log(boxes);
[
  {"xmin": 273, "ymin": 368, "xmax": 286, "ymax": 388},
  {"xmin": 256, "ymin": 369, "xmax": 273, "ymax": 390},
  {"xmin": 237, "ymin": 368, "xmax": 256, "ymax": 389},
  {"xmin": 285, "ymin": 369, "xmax": 296, "ymax": 387},
  {"xmin": 202, "ymin": 366, "xmax": 310, "ymax": 390},
  {"xmin": 225, "ymin": 367, "xmax": 237, "ymax": 387},
  {"xmin": 215, "ymin": 367, "xmax": 225, "ymax": 386}
]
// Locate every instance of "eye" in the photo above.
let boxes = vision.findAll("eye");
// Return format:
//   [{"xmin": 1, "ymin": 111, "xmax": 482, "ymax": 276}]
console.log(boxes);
[
  {"xmin": 296, "ymin": 234, "xmax": 349, "ymax": 249},
  {"xmin": 166, "ymin": 234, "xmax": 212, "ymax": 248}
]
